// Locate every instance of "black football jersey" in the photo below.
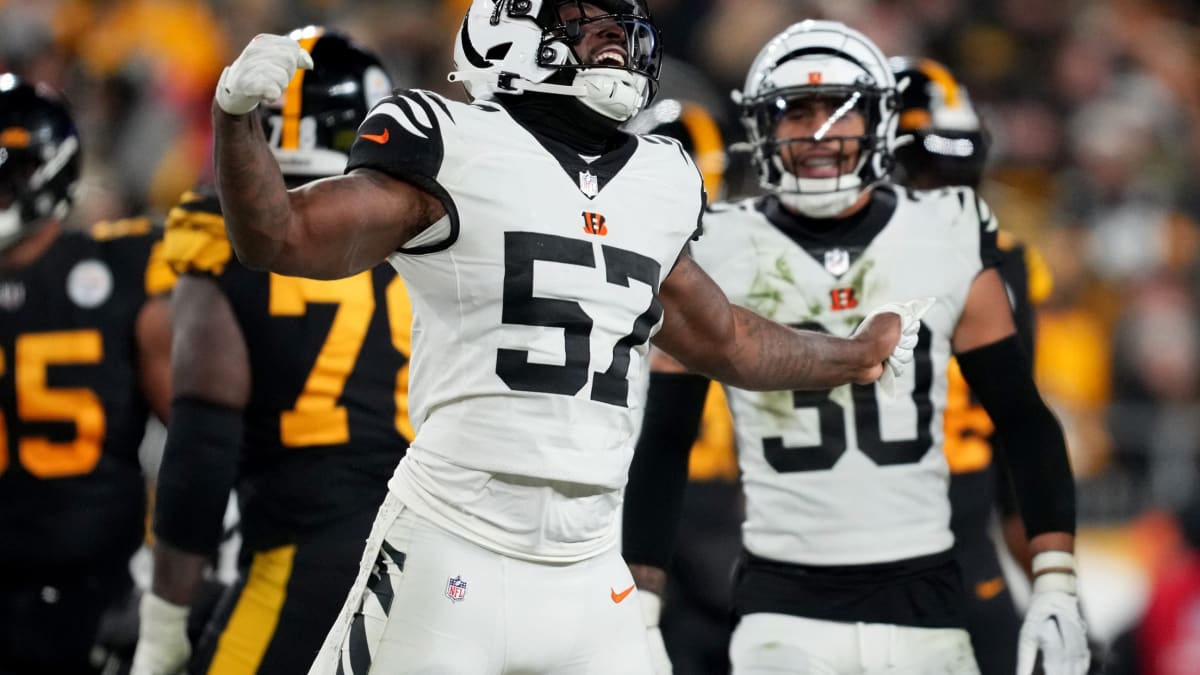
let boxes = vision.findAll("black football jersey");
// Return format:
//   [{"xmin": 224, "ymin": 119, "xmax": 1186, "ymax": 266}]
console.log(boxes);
[
  {"xmin": 163, "ymin": 189, "xmax": 412, "ymax": 553},
  {"xmin": 0, "ymin": 219, "xmax": 174, "ymax": 572}
]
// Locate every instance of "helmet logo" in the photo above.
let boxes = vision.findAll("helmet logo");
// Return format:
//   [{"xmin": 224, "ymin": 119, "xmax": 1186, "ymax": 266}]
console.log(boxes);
[{"xmin": 808, "ymin": 72, "xmax": 823, "ymax": 84}]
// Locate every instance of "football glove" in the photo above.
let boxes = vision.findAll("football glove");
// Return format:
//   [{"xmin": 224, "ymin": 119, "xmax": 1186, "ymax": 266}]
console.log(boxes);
[
  {"xmin": 216, "ymin": 34, "xmax": 313, "ymax": 116},
  {"xmin": 130, "ymin": 592, "xmax": 191, "ymax": 675},
  {"xmin": 1017, "ymin": 552, "xmax": 1090, "ymax": 675},
  {"xmin": 856, "ymin": 297, "xmax": 935, "ymax": 397},
  {"xmin": 640, "ymin": 590, "xmax": 674, "ymax": 674}
]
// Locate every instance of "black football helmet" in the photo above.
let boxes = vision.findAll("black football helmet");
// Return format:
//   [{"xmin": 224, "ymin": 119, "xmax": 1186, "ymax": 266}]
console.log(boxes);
[
  {"xmin": 890, "ymin": 57, "xmax": 989, "ymax": 189},
  {"xmin": 0, "ymin": 74, "xmax": 80, "ymax": 251},
  {"xmin": 626, "ymin": 98, "xmax": 726, "ymax": 200},
  {"xmin": 261, "ymin": 27, "xmax": 394, "ymax": 182}
]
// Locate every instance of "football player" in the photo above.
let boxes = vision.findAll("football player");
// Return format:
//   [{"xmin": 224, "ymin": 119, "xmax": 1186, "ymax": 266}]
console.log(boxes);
[
  {"xmin": 129, "ymin": 29, "xmax": 410, "ymax": 675},
  {"xmin": 0, "ymin": 75, "xmax": 174, "ymax": 674},
  {"xmin": 892, "ymin": 55, "xmax": 1051, "ymax": 675},
  {"xmin": 208, "ymin": 3, "xmax": 926, "ymax": 673},
  {"xmin": 623, "ymin": 21, "xmax": 1089, "ymax": 675}
]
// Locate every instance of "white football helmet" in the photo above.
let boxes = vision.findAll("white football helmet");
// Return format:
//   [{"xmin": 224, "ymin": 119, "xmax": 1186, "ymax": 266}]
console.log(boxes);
[
  {"xmin": 448, "ymin": 0, "xmax": 662, "ymax": 121},
  {"xmin": 735, "ymin": 20, "xmax": 898, "ymax": 218}
]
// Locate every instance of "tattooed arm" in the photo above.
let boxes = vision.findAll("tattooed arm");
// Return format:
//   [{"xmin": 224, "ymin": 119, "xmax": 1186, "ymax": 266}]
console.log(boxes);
[
  {"xmin": 212, "ymin": 105, "xmax": 444, "ymax": 280},
  {"xmin": 654, "ymin": 251, "xmax": 898, "ymax": 390}
]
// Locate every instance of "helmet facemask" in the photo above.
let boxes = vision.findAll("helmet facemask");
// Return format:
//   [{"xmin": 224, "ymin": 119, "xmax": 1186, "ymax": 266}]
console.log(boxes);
[
  {"xmin": 0, "ymin": 76, "xmax": 80, "ymax": 252},
  {"xmin": 734, "ymin": 20, "xmax": 898, "ymax": 218},
  {"xmin": 450, "ymin": 0, "xmax": 662, "ymax": 122},
  {"xmin": 745, "ymin": 84, "xmax": 894, "ymax": 218}
]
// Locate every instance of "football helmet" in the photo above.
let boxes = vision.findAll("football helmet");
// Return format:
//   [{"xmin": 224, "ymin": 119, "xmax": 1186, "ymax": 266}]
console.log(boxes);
[
  {"xmin": 890, "ymin": 56, "xmax": 989, "ymax": 188},
  {"xmin": 261, "ymin": 27, "xmax": 393, "ymax": 180},
  {"xmin": 625, "ymin": 98, "xmax": 726, "ymax": 199},
  {"xmin": 0, "ymin": 74, "xmax": 80, "ymax": 251},
  {"xmin": 448, "ymin": 0, "xmax": 662, "ymax": 121},
  {"xmin": 735, "ymin": 20, "xmax": 897, "ymax": 217}
]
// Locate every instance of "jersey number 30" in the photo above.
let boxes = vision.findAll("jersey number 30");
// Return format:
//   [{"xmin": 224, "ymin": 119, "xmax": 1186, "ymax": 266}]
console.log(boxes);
[
  {"xmin": 497, "ymin": 232, "xmax": 662, "ymax": 408},
  {"xmin": 765, "ymin": 322, "xmax": 934, "ymax": 472}
]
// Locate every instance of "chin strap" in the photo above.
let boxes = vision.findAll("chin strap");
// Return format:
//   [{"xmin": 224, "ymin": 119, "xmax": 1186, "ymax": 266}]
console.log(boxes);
[{"xmin": 447, "ymin": 69, "xmax": 586, "ymax": 97}]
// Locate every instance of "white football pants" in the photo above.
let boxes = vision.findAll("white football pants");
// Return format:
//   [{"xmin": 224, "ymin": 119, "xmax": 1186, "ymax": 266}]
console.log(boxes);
[
  {"xmin": 308, "ymin": 493, "xmax": 656, "ymax": 674},
  {"xmin": 730, "ymin": 612, "xmax": 981, "ymax": 675}
]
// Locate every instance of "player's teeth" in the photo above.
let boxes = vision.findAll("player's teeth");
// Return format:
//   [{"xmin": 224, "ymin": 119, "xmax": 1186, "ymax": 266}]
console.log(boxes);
[{"xmin": 805, "ymin": 158, "xmax": 836, "ymax": 167}]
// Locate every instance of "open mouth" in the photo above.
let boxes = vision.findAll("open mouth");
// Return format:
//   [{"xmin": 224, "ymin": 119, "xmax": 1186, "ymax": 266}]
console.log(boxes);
[
  {"xmin": 592, "ymin": 46, "xmax": 628, "ymax": 67},
  {"xmin": 791, "ymin": 153, "xmax": 846, "ymax": 179}
]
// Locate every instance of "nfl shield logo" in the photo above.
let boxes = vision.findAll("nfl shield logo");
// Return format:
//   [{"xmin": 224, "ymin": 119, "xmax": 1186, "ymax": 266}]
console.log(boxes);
[
  {"xmin": 445, "ymin": 575, "xmax": 468, "ymax": 603},
  {"xmin": 824, "ymin": 248, "xmax": 851, "ymax": 276},
  {"xmin": 579, "ymin": 170, "xmax": 599, "ymax": 198}
]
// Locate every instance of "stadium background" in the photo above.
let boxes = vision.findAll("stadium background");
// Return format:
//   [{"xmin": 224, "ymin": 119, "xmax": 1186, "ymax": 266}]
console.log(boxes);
[{"xmin": 3, "ymin": 0, "xmax": 1199, "ymax": 660}]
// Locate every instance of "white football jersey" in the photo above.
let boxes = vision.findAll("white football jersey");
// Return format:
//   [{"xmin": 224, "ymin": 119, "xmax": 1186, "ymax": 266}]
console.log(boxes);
[
  {"xmin": 694, "ymin": 187, "xmax": 1000, "ymax": 566},
  {"xmin": 346, "ymin": 90, "xmax": 703, "ymax": 561}
]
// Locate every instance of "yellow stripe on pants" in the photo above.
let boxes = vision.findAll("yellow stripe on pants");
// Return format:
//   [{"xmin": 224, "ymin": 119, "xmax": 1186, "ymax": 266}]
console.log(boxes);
[{"xmin": 207, "ymin": 545, "xmax": 296, "ymax": 674}]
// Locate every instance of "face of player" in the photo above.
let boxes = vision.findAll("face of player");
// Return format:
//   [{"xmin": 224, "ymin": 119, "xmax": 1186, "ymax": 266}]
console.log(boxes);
[
  {"xmin": 773, "ymin": 96, "xmax": 867, "ymax": 180},
  {"xmin": 557, "ymin": 2, "xmax": 631, "ymax": 68}
]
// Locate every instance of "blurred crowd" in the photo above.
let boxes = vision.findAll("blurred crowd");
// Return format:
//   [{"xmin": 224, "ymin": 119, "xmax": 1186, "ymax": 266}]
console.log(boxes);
[{"xmin": 2, "ymin": 0, "xmax": 1200, "ymax": 657}]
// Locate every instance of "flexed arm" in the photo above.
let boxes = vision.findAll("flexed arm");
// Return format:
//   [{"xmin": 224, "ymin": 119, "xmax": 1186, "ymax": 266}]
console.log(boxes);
[{"xmin": 212, "ymin": 35, "xmax": 443, "ymax": 279}]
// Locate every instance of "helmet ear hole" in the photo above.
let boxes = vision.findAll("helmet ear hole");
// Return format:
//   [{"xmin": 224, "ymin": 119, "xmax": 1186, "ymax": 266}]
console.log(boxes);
[{"xmin": 538, "ymin": 42, "xmax": 572, "ymax": 67}]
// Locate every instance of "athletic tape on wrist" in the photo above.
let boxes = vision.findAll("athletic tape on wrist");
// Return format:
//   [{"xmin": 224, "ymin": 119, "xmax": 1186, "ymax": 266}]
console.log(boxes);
[{"xmin": 1032, "ymin": 551, "xmax": 1076, "ymax": 575}]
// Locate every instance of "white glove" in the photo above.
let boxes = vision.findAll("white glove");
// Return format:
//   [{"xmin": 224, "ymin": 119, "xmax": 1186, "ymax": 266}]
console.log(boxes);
[
  {"xmin": 216, "ymin": 34, "xmax": 313, "ymax": 115},
  {"xmin": 1017, "ymin": 552, "xmax": 1091, "ymax": 675},
  {"xmin": 130, "ymin": 592, "xmax": 191, "ymax": 675},
  {"xmin": 855, "ymin": 297, "xmax": 936, "ymax": 397},
  {"xmin": 640, "ymin": 590, "xmax": 674, "ymax": 674}
]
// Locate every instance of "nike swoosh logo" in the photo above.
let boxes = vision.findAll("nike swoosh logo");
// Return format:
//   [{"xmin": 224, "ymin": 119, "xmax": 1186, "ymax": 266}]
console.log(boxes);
[
  {"xmin": 610, "ymin": 584, "xmax": 635, "ymax": 604},
  {"xmin": 361, "ymin": 128, "xmax": 389, "ymax": 144},
  {"xmin": 974, "ymin": 576, "xmax": 1006, "ymax": 601}
]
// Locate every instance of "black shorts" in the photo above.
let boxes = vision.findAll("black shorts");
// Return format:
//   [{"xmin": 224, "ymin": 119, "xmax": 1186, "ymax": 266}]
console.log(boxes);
[
  {"xmin": 191, "ymin": 509, "xmax": 377, "ymax": 675},
  {"xmin": 0, "ymin": 561, "xmax": 132, "ymax": 675},
  {"xmin": 953, "ymin": 531, "xmax": 1019, "ymax": 675}
]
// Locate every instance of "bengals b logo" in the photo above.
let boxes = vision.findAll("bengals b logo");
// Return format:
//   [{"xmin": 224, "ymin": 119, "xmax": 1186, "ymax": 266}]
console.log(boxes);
[{"xmin": 582, "ymin": 211, "xmax": 608, "ymax": 236}]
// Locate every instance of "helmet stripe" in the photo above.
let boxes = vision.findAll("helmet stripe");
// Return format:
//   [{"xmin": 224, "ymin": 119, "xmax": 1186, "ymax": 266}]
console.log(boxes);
[
  {"xmin": 918, "ymin": 58, "xmax": 960, "ymax": 108},
  {"xmin": 679, "ymin": 104, "xmax": 724, "ymax": 199},
  {"xmin": 281, "ymin": 35, "xmax": 322, "ymax": 150}
]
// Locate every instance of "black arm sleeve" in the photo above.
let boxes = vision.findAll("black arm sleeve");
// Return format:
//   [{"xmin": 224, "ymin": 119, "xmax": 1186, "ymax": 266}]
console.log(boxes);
[
  {"xmin": 956, "ymin": 335, "xmax": 1076, "ymax": 536},
  {"xmin": 153, "ymin": 397, "xmax": 244, "ymax": 555},
  {"xmin": 622, "ymin": 372, "xmax": 712, "ymax": 568}
]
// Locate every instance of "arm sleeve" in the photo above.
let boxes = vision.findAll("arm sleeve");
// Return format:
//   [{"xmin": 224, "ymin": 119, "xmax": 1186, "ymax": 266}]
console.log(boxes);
[
  {"xmin": 153, "ymin": 397, "xmax": 244, "ymax": 555},
  {"xmin": 622, "ymin": 372, "xmax": 712, "ymax": 568},
  {"xmin": 956, "ymin": 335, "xmax": 1076, "ymax": 536}
]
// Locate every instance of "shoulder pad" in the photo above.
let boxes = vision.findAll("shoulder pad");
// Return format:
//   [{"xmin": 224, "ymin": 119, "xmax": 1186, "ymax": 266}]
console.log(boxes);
[{"xmin": 162, "ymin": 189, "xmax": 232, "ymax": 276}]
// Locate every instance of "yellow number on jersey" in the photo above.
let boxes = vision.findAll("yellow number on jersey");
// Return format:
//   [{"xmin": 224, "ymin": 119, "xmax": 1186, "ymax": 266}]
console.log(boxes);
[
  {"xmin": 269, "ymin": 274, "xmax": 375, "ymax": 448},
  {"xmin": 942, "ymin": 357, "xmax": 995, "ymax": 474},
  {"xmin": 269, "ymin": 273, "xmax": 416, "ymax": 448},
  {"xmin": 0, "ymin": 330, "xmax": 107, "ymax": 478},
  {"xmin": 386, "ymin": 275, "xmax": 415, "ymax": 441}
]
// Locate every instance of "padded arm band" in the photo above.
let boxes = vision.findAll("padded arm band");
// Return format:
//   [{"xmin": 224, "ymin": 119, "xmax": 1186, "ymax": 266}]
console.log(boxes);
[
  {"xmin": 956, "ymin": 335, "xmax": 1076, "ymax": 536},
  {"xmin": 622, "ymin": 372, "xmax": 711, "ymax": 568},
  {"xmin": 153, "ymin": 397, "xmax": 244, "ymax": 555}
]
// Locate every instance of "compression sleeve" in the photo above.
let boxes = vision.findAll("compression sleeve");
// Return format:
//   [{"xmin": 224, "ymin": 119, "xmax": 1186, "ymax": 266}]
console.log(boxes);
[
  {"xmin": 622, "ymin": 372, "xmax": 711, "ymax": 568},
  {"xmin": 956, "ymin": 335, "xmax": 1076, "ymax": 536},
  {"xmin": 153, "ymin": 397, "xmax": 244, "ymax": 555}
]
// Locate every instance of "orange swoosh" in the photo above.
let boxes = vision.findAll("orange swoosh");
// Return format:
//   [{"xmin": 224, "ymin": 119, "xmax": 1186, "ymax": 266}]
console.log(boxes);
[
  {"xmin": 611, "ymin": 584, "xmax": 635, "ymax": 604},
  {"xmin": 361, "ymin": 128, "xmax": 389, "ymax": 144},
  {"xmin": 975, "ymin": 576, "xmax": 1006, "ymax": 601}
]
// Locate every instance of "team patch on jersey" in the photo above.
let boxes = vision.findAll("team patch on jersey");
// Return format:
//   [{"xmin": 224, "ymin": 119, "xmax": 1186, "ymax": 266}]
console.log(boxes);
[
  {"xmin": 66, "ymin": 258, "xmax": 113, "ymax": 308},
  {"xmin": 0, "ymin": 280, "xmax": 25, "ymax": 311},
  {"xmin": 445, "ymin": 575, "xmax": 468, "ymax": 603},
  {"xmin": 582, "ymin": 211, "xmax": 608, "ymax": 236}
]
